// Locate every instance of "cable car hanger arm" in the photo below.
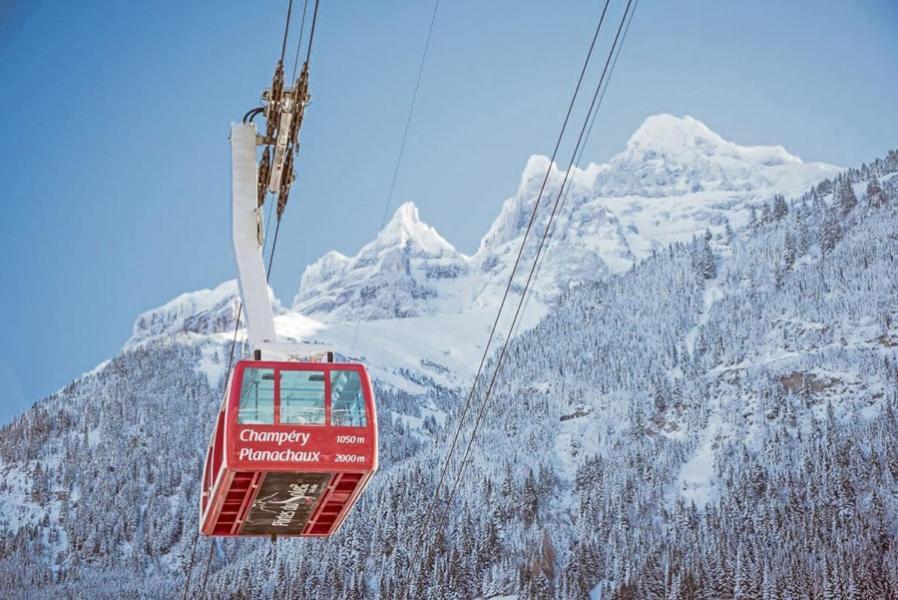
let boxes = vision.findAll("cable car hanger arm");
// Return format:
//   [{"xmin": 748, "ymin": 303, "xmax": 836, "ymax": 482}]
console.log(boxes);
[{"xmin": 230, "ymin": 123, "xmax": 332, "ymax": 362}]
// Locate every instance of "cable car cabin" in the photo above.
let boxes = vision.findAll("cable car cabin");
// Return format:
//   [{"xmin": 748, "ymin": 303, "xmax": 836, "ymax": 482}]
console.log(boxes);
[{"xmin": 200, "ymin": 360, "xmax": 378, "ymax": 537}]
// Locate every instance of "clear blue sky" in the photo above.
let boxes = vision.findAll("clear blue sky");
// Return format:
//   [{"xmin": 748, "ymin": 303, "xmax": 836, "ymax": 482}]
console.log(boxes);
[{"xmin": 1, "ymin": 0, "xmax": 896, "ymax": 424}]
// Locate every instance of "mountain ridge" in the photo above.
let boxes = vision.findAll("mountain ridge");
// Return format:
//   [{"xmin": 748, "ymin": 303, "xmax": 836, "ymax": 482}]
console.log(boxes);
[
  {"xmin": 125, "ymin": 115, "xmax": 844, "ymax": 385},
  {"xmin": 294, "ymin": 113, "xmax": 840, "ymax": 323}
]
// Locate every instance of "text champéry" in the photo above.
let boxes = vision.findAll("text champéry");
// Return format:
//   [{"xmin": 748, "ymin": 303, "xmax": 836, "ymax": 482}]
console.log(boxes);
[{"xmin": 239, "ymin": 429, "xmax": 311, "ymax": 447}]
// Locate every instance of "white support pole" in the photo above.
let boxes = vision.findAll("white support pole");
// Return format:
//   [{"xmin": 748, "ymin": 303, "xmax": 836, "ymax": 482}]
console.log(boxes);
[{"xmin": 231, "ymin": 122, "xmax": 279, "ymax": 352}]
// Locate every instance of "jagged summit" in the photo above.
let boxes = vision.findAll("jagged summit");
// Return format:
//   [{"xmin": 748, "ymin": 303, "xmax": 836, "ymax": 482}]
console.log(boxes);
[
  {"xmin": 293, "ymin": 202, "xmax": 469, "ymax": 320},
  {"xmin": 515, "ymin": 154, "xmax": 602, "ymax": 202},
  {"xmin": 371, "ymin": 201, "xmax": 457, "ymax": 256},
  {"xmin": 482, "ymin": 155, "xmax": 600, "ymax": 254}
]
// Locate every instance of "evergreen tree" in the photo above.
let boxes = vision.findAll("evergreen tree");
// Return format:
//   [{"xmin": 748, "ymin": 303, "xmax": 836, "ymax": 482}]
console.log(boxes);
[
  {"xmin": 821, "ymin": 212, "xmax": 843, "ymax": 254},
  {"xmin": 835, "ymin": 177, "xmax": 858, "ymax": 215},
  {"xmin": 867, "ymin": 177, "xmax": 887, "ymax": 207},
  {"xmin": 783, "ymin": 232, "xmax": 797, "ymax": 270},
  {"xmin": 772, "ymin": 194, "xmax": 789, "ymax": 220},
  {"xmin": 522, "ymin": 471, "xmax": 539, "ymax": 525},
  {"xmin": 693, "ymin": 235, "xmax": 717, "ymax": 279}
]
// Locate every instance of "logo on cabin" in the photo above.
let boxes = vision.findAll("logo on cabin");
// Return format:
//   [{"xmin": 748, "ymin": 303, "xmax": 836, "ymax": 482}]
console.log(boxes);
[{"xmin": 241, "ymin": 472, "xmax": 331, "ymax": 535}]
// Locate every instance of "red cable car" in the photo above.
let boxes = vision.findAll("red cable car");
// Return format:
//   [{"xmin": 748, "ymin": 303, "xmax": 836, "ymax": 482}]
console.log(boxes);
[
  {"xmin": 200, "ymin": 359, "xmax": 378, "ymax": 537},
  {"xmin": 202, "ymin": 122, "xmax": 379, "ymax": 538}
]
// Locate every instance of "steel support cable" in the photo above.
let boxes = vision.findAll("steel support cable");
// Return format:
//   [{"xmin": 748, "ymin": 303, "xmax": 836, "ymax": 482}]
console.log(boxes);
[
  {"xmin": 279, "ymin": 0, "xmax": 295, "ymax": 64},
  {"xmin": 290, "ymin": 0, "xmax": 311, "ymax": 80},
  {"xmin": 179, "ymin": 533, "xmax": 200, "ymax": 600},
  {"xmin": 266, "ymin": 219, "xmax": 283, "ymax": 281},
  {"xmin": 262, "ymin": 195, "xmax": 277, "ymax": 259},
  {"xmin": 197, "ymin": 539, "xmax": 216, "ymax": 599},
  {"xmin": 377, "ymin": 0, "xmax": 441, "ymax": 230},
  {"xmin": 436, "ymin": 0, "xmax": 636, "ymax": 546},
  {"xmin": 513, "ymin": 0, "xmax": 638, "ymax": 341},
  {"xmin": 403, "ymin": 0, "xmax": 613, "ymax": 580},
  {"xmin": 303, "ymin": 0, "xmax": 321, "ymax": 68},
  {"xmin": 349, "ymin": 0, "xmax": 441, "ymax": 356}
]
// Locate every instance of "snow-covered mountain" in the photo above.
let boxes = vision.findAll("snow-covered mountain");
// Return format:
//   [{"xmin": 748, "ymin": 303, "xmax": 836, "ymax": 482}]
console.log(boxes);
[
  {"xmin": 594, "ymin": 114, "xmax": 833, "ymax": 197},
  {"xmin": 294, "ymin": 203, "xmax": 470, "ymax": 321},
  {"xmin": 1, "ymin": 116, "xmax": 894, "ymax": 599},
  {"xmin": 295, "ymin": 115, "xmax": 840, "ymax": 322},
  {"xmin": 127, "ymin": 281, "xmax": 244, "ymax": 348}
]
